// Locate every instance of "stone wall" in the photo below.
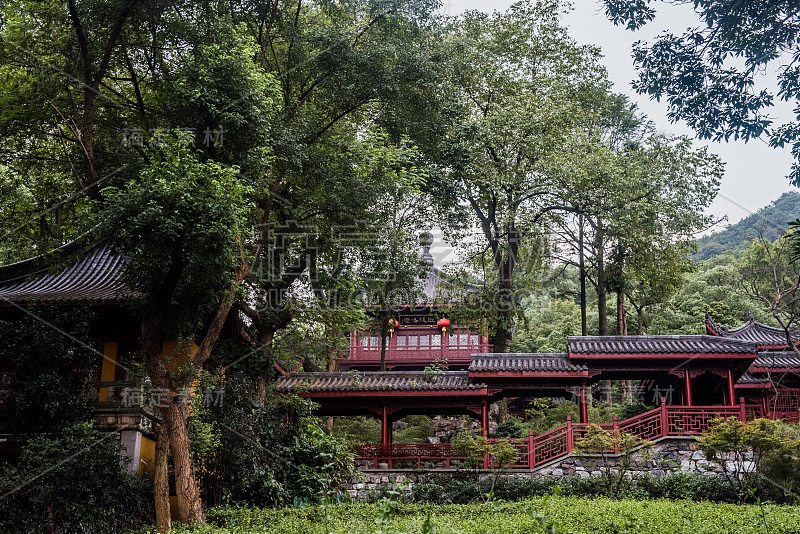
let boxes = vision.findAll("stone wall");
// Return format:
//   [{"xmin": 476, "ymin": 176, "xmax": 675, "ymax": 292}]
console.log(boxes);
[
  {"xmin": 345, "ymin": 436, "xmax": 747, "ymax": 501},
  {"xmin": 535, "ymin": 436, "xmax": 742, "ymax": 478}
]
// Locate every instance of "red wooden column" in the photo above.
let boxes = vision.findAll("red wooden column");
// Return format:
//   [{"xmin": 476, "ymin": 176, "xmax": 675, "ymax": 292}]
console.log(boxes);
[
  {"xmin": 481, "ymin": 397, "xmax": 489, "ymax": 437},
  {"xmin": 566, "ymin": 415, "xmax": 574, "ymax": 453},
  {"xmin": 726, "ymin": 369, "xmax": 736, "ymax": 406},
  {"xmin": 528, "ymin": 429, "xmax": 536, "ymax": 469},
  {"xmin": 659, "ymin": 397, "xmax": 668, "ymax": 437},
  {"xmin": 381, "ymin": 405, "xmax": 391, "ymax": 445},
  {"xmin": 441, "ymin": 329, "xmax": 448, "ymax": 360},
  {"xmin": 683, "ymin": 369, "xmax": 693, "ymax": 406},
  {"xmin": 579, "ymin": 383, "xmax": 589, "ymax": 424}
]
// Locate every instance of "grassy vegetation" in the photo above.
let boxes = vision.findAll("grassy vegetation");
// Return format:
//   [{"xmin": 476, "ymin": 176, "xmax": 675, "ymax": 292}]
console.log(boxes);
[{"xmin": 151, "ymin": 496, "xmax": 800, "ymax": 534}]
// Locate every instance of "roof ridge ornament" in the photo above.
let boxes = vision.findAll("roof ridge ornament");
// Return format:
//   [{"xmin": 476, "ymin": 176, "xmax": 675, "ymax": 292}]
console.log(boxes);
[
  {"xmin": 705, "ymin": 309, "xmax": 728, "ymax": 336},
  {"xmin": 419, "ymin": 231, "xmax": 434, "ymax": 266}
]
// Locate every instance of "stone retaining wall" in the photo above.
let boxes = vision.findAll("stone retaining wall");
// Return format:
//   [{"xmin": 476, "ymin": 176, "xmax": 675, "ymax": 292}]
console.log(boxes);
[{"xmin": 344, "ymin": 436, "xmax": 747, "ymax": 501}]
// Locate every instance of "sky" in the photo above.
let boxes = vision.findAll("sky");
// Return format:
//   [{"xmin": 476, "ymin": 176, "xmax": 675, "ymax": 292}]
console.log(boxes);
[{"xmin": 442, "ymin": 0, "xmax": 797, "ymax": 227}]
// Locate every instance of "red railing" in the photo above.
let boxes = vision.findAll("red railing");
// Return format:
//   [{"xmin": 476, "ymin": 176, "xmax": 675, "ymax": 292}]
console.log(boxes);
[
  {"xmin": 769, "ymin": 389, "xmax": 800, "ymax": 422},
  {"xmin": 345, "ymin": 329, "xmax": 490, "ymax": 367},
  {"xmin": 353, "ymin": 400, "xmax": 799, "ymax": 470}
]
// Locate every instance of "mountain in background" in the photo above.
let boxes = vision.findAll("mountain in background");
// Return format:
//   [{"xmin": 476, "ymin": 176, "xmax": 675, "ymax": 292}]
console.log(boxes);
[{"xmin": 694, "ymin": 191, "xmax": 800, "ymax": 261}]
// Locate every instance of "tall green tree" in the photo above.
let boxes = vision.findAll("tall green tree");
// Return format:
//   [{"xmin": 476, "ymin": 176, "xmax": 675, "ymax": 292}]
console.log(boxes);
[
  {"xmin": 435, "ymin": 0, "xmax": 608, "ymax": 351},
  {"xmin": 602, "ymin": 0, "xmax": 800, "ymax": 185},
  {"xmin": 736, "ymin": 234, "xmax": 800, "ymax": 357}
]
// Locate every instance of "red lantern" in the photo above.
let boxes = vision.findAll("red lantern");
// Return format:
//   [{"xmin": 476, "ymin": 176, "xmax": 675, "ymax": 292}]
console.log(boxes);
[
  {"xmin": 388, "ymin": 318, "xmax": 399, "ymax": 338},
  {"xmin": 437, "ymin": 318, "xmax": 451, "ymax": 332}
]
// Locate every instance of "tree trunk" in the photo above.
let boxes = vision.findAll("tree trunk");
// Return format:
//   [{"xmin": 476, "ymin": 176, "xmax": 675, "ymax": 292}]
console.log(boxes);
[
  {"xmin": 589, "ymin": 223, "xmax": 611, "ymax": 403},
  {"xmin": 579, "ymin": 215, "xmax": 587, "ymax": 336},
  {"xmin": 255, "ymin": 329, "xmax": 275, "ymax": 404},
  {"xmin": 489, "ymin": 263, "xmax": 514, "ymax": 352},
  {"xmin": 161, "ymin": 402, "xmax": 203, "ymax": 524},
  {"xmin": 380, "ymin": 320, "xmax": 388, "ymax": 371},
  {"xmin": 595, "ymin": 226, "xmax": 608, "ymax": 336},
  {"xmin": 154, "ymin": 424, "xmax": 171, "ymax": 533},
  {"xmin": 141, "ymin": 320, "xmax": 203, "ymax": 525},
  {"xmin": 327, "ymin": 326, "xmax": 340, "ymax": 372},
  {"xmin": 81, "ymin": 92, "xmax": 98, "ymax": 198},
  {"xmin": 616, "ymin": 292, "xmax": 627, "ymax": 336},
  {"xmin": 637, "ymin": 307, "xmax": 644, "ymax": 335}
]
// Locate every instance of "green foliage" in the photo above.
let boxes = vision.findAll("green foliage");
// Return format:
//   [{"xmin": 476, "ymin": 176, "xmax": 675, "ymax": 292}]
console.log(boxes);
[
  {"xmin": 513, "ymin": 298, "xmax": 583, "ymax": 353},
  {"xmin": 150, "ymin": 495, "xmax": 800, "ymax": 533},
  {"xmin": 734, "ymin": 235, "xmax": 800, "ymax": 337},
  {"xmin": 603, "ymin": 1, "xmax": 800, "ymax": 185},
  {"xmin": 103, "ymin": 138, "xmax": 250, "ymax": 336},
  {"xmin": 452, "ymin": 433, "xmax": 521, "ymax": 501},
  {"xmin": 410, "ymin": 471, "xmax": 738, "ymax": 504},
  {"xmin": 394, "ymin": 415, "xmax": 434, "ymax": 444},
  {"xmin": 331, "ymin": 416, "xmax": 382, "ymax": 445},
  {"xmin": 698, "ymin": 417, "xmax": 800, "ymax": 503},
  {"xmin": 452, "ymin": 435, "xmax": 519, "ymax": 471},
  {"xmin": 493, "ymin": 419, "xmax": 524, "ymax": 439},
  {"xmin": 423, "ymin": 358, "xmax": 448, "ymax": 383},
  {"xmin": 198, "ymin": 373, "xmax": 356, "ymax": 508},
  {"xmin": 432, "ymin": 0, "xmax": 609, "ymax": 349},
  {"xmin": 519, "ymin": 399, "xmax": 643, "ymax": 437},
  {"xmin": 0, "ymin": 306, "xmax": 98, "ymax": 432},
  {"xmin": 574, "ymin": 424, "xmax": 654, "ymax": 498},
  {"xmin": 695, "ymin": 192, "xmax": 800, "ymax": 261},
  {"xmin": 0, "ymin": 423, "xmax": 153, "ymax": 533},
  {"xmin": 520, "ymin": 242, "xmax": 773, "ymax": 340}
]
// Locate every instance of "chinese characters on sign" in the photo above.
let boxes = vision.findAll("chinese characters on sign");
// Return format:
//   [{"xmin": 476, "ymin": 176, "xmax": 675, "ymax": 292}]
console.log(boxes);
[{"xmin": 398, "ymin": 314, "xmax": 438, "ymax": 326}]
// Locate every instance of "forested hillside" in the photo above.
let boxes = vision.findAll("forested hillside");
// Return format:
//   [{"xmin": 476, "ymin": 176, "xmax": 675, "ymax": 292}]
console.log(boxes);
[{"xmin": 694, "ymin": 191, "xmax": 800, "ymax": 260}]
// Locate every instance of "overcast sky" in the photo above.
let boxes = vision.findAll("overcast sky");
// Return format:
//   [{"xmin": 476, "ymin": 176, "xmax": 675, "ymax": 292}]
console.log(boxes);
[{"xmin": 443, "ymin": 0, "xmax": 797, "ymax": 227}]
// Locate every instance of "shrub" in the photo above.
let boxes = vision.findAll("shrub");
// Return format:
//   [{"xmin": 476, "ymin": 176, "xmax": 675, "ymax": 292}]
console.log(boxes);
[
  {"xmin": 632, "ymin": 472, "xmax": 737, "ymax": 503},
  {"xmin": 617, "ymin": 402, "xmax": 653, "ymax": 420},
  {"xmin": 698, "ymin": 417, "xmax": 800, "ymax": 503},
  {"xmin": 409, "ymin": 472, "xmax": 742, "ymax": 505},
  {"xmin": 493, "ymin": 419, "xmax": 524, "ymax": 439},
  {"xmin": 0, "ymin": 423, "xmax": 153, "ymax": 533},
  {"xmin": 573, "ymin": 424, "xmax": 653, "ymax": 498},
  {"xmin": 163, "ymin": 494, "xmax": 800, "ymax": 533},
  {"xmin": 199, "ymin": 380, "xmax": 356, "ymax": 508}
]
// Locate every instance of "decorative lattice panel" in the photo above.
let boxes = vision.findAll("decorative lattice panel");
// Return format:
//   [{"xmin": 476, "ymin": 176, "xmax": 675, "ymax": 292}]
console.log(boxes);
[
  {"xmin": 667, "ymin": 407, "xmax": 739, "ymax": 435},
  {"xmin": 531, "ymin": 426, "xmax": 569, "ymax": 467},
  {"xmin": 619, "ymin": 410, "xmax": 662, "ymax": 441}
]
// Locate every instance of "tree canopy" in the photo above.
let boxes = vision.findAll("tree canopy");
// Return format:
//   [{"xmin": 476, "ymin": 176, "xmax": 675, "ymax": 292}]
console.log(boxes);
[{"xmin": 602, "ymin": 0, "xmax": 800, "ymax": 184}]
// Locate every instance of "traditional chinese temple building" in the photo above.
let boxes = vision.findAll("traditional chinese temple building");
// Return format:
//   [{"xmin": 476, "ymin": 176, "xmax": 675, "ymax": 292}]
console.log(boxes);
[
  {"xmin": 706, "ymin": 312, "xmax": 800, "ymax": 418},
  {"xmin": 1, "ymin": 237, "xmax": 799, "ymax": 473},
  {"xmin": 0, "ymin": 241, "xmax": 158, "ymax": 475},
  {"xmin": 341, "ymin": 234, "xmax": 490, "ymax": 370}
]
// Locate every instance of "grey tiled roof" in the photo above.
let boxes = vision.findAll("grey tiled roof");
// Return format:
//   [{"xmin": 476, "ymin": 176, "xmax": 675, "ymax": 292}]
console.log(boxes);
[
  {"xmin": 568, "ymin": 335, "xmax": 757, "ymax": 355},
  {"xmin": 469, "ymin": 353, "xmax": 586, "ymax": 373},
  {"xmin": 706, "ymin": 312, "xmax": 800, "ymax": 347},
  {"xmin": 274, "ymin": 371, "xmax": 485, "ymax": 393},
  {"xmin": 752, "ymin": 352, "xmax": 800, "ymax": 369},
  {"xmin": 737, "ymin": 371, "xmax": 771, "ymax": 385},
  {"xmin": 0, "ymin": 241, "xmax": 131, "ymax": 304}
]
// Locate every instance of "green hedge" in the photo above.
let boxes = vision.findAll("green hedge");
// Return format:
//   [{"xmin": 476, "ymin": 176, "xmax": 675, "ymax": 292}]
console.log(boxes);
[
  {"xmin": 409, "ymin": 472, "xmax": 738, "ymax": 504},
  {"xmin": 149, "ymin": 496, "xmax": 800, "ymax": 533}
]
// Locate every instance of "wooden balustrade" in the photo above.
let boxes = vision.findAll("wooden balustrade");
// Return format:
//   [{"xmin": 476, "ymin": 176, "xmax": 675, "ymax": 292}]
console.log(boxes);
[
  {"xmin": 346, "ymin": 329, "xmax": 490, "ymax": 366},
  {"xmin": 352, "ymin": 401, "xmax": 798, "ymax": 471}
]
